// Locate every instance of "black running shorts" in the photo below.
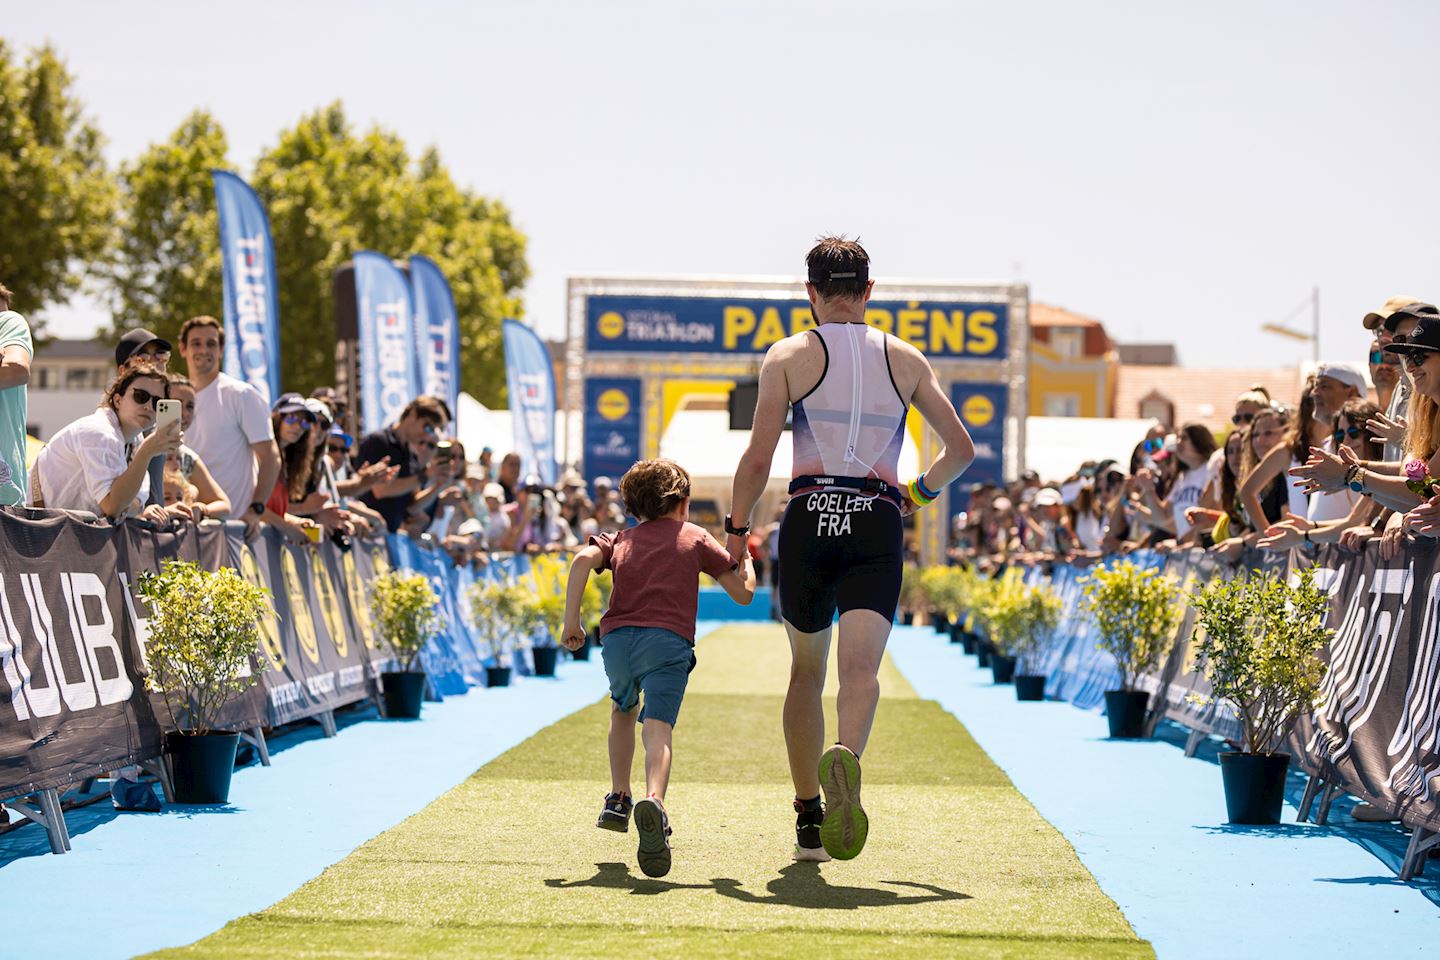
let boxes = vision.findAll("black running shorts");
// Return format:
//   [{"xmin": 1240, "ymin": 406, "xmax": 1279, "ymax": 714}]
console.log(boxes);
[{"xmin": 778, "ymin": 489, "xmax": 903, "ymax": 633}]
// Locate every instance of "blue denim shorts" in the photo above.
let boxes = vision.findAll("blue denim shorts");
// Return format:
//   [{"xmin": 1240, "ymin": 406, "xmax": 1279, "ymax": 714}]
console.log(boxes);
[{"xmin": 600, "ymin": 625, "xmax": 696, "ymax": 728}]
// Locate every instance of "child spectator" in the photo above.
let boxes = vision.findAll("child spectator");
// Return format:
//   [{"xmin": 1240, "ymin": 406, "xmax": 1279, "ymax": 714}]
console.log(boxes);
[{"xmin": 560, "ymin": 458, "xmax": 755, "ymax": 878}]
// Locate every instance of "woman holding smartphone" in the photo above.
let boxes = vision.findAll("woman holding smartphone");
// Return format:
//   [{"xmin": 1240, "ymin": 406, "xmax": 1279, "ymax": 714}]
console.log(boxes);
[{"xmin": 31, "ymin": 361, "xmax": 182, "ymax": 521}]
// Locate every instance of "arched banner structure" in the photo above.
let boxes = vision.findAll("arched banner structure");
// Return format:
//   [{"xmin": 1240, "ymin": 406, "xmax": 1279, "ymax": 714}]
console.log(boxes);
[{"xmin": 564, "ymin": 276, "xmax": 1029, "ymax": 564}]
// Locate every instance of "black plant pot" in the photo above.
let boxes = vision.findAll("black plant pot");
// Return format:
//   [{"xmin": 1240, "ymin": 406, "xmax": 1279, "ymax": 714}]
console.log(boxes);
[
  {"xmin": 976, "ymin": 645, "xmax": 991, "ymax": 668},
  {"xmin": 532, "ymin": 646, "xmax": 559, "ymax": 677},
  {"xmin": 1219, "ymin": 751, "xmax": 1291, "ymax": 825},
  {"xmin": 166, "ymin": 731, "xmax": 239, "ymax": 804},
  {"xmin": 932, "ymin": 614, "xmax": 951, "ymax": 634},
  {"xmin": 571, "ymin": 631, "xmax": 594, "ymax": 661},
  {"xmin": 487, "ymin": 665, "xmax": 513, "ymax": 687},
  {"xmin": 960, "ymin": 633, "xmax": 978, "ymax": 655},
  {"xmin": 381, "ymin": 670, "xmax": 426, "ymax": 719},
  {"xmin": 1104, "ymin": 690, "xmax": 1151, "ymax": 739},
  {"xmin": 949, "ymin": 623, "xmax": 966, "ymax": 644},
  {"xmin": 1015, "ymin": 674, "xmax": 1046, "ymax": 701},
  {"xmin": 901, "ymin": 611, "xmax": 915, "ymax": 625},
  {"xmin": 990, "ymin": 655, "xmax": 1017, "ymax": 684}
]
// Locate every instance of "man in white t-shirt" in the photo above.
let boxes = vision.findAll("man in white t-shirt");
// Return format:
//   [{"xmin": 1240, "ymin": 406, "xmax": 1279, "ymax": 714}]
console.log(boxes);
[
  {"xmin": 1306, "ymin": 361, "xmax": 1366, "ymax": 524},
  {"xmin": 177, "ymin": 316, "xmax": 281, "ymax": 532}
]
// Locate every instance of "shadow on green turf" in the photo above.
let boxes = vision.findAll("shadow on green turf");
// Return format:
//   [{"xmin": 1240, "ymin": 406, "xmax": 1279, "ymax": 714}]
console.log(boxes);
[{"xmin": 547, "ymin": 861, "xmax": 970, "ymax": 910}]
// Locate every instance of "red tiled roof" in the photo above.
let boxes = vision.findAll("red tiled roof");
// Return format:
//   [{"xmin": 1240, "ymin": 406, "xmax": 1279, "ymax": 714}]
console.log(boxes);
[
  {"xmin": 1113, "ymin": 365, "xmax": 1304, "ymax": 431},
  {"xmin": 1030, "ymin": 303, "xmax": 1105, "ymax": 328}
]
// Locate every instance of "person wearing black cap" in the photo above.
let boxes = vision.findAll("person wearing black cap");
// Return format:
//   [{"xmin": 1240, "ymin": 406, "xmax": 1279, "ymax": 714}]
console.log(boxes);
[{"xmin": 724, "ymin": 235, "xmax": 976, "ymax": 862}]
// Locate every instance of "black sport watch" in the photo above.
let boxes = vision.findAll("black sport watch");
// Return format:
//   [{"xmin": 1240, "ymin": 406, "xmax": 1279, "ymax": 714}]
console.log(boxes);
[
  {"xmin": 724, "ymin": 514, "xmax": 750, "ymax": 536},
  {"xmin": 249, "ymin": 501, "xmax": 265, "ymax": 516}
]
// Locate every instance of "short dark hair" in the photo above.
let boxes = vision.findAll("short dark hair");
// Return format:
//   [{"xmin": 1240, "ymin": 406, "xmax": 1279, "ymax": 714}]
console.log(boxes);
[
  {"xmin": 401, "ymin": 395, "xmax": 450, "ymax": 428},
  {"xmin": 619, "ymin": 458, "xmax": 691, "ymax": 521},
  {"xmin": 805, "ymin": 236, "xmax": 870, "ymax": 301},
  {"xmin": 179, "ymin": 315, "xmax": 224, "ymax": 348},
  {"xmin": 101, "ymin": 360, "xmax": 167, "ymax": 411}
]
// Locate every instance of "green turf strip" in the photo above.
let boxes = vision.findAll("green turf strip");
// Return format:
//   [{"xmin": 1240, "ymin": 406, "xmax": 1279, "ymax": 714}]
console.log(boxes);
[{"xmin": 143, "ymin": 625, "xmax": 1151, "ymax": 959}]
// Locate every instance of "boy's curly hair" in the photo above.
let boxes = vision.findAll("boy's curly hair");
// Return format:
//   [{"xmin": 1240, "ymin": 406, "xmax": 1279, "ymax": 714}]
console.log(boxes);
[{"xmin": 620, "ymin": 458, "xmax": 691, "ymax": 522}]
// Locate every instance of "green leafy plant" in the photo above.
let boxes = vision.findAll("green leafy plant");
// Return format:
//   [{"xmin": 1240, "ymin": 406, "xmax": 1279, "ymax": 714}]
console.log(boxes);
[
  {"xmin": 900, "ymin": 565, "xmax": 925, "ymax": 615},
  {"xmin": 369, "ymin": 570, "xmax": 443, "ymax": 673},
  {"xmin": 1189, "ymin": 568, "xmax": 1331, "ymax": 756},
  {"xmin": 987, "ymin": 583, "xmax": 1064, "ymax": 673},
  {"xmin": 1081, "ymin": 561, "xmax": 1181, "ymax": 691},
  {"xmin": 581, "ymin": 570, "xmax": 610, "ymax": 631},
  {"xmin": 468, "ymin": 581, "xmax": 537, "ymax": 664},
  {"xmin": 138, "ymin": 560, "xmax": 271, "ymax": 735}
]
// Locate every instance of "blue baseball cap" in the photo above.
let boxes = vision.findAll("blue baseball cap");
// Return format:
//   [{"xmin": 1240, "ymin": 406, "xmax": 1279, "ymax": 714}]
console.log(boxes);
[{"xmin": 328, "ymin": 424, "xmax": 353, "ymax": 447}]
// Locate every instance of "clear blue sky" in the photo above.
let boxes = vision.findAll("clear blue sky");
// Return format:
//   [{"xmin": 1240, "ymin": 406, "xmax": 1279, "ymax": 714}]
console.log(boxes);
[{"xmin": 9, "ymin": 1, "xmax": 1440, "ymax": 369}]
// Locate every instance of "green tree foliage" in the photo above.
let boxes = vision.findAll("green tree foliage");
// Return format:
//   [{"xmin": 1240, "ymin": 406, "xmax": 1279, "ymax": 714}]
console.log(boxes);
[
  {"xmin": 369, "ymin": 570, "xmax": 444, "ymax": 672},
  {"xmin": 1080, "ymin": 561, "xmax": 1182, "ymax": 691},
  {"xmin": 138, "ymin": 560, "xmax": 271, "ymax": 735},
  {"xmin": 1189, "ymin": 568, "xmax": 1331, "ymax": 756},
  {"xmin": 251, "ymin": 103, "xmax": 528, "ymax": 402},
  {"xmin": 105, "ymin": 110, "xmax": 228, "ymax": 346},
  {"xmin": 0, "ymin": 40, "xmax": 116, "ymax": 335}
]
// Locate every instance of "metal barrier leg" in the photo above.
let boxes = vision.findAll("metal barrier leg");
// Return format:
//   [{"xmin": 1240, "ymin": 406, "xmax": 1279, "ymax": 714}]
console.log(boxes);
[
  {"xmin": 1400, "ymin": 827, "xmax": 1440, "ymax": 880},
  {"xmin": 1315, "ymin": 784, "xmax": 1340, "ymax": 826},
  {"xmin": 1183, "ymin": 729, "xmax": 1205, "ymax": 758},
  {"xmin": 139, "ymin": 757, "xmax": 175, "ymax": 804},
  {"xmin": 1297, "ymin": 774, "xmax": 1324, "ymax": 823},
  {"xmin": 238, "ymin": 727, "xmax": 271, "ymax": 767},
  {"xmin": 315, "ymin": 710, "xmax": 337, "ymax": 738},
  {"xmin": 4, "ymin": 790, "xmax": 71, "ymax": 854}
]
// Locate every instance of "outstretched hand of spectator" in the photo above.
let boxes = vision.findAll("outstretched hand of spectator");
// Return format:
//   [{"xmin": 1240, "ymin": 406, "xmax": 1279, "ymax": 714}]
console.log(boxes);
[
  {"xmin": 140, "ymin": 503, "xmax": 171, "ymax": 526},
  {"xmin": 1403, "ymin": 494, "xmax": 1440, "ymax": 538},
  {"xmin": 1210, "ymin": 537, "xmax": 1247, "ymax": 563},
  {"xmin": 355, "ymin": 457, "xmax": 399, "ymax": 491},
  {"xmin": 1367, "ymin": 412, "xmax": 1407, "ymax": 447},
  {"xmin": 1338, "ymin": 524, "xmax": 1377, "ymax": 553},
  {"xmin": 1289, "ymin": 445, "xmax": 1353, "ymax": 495},
  {"xmin": 1380, "ymin": 510, "xmax": 1411, "ymax": 561}
]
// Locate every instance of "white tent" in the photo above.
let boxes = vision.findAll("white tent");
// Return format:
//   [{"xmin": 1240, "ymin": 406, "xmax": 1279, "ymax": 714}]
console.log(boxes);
[
  {"xmin": 454, "ymin": 392, "xmax": 581, "ymax": 469},
  {"xmin": 1025, "ymin": 416, "xmax": 1159, "ymax": 483}
]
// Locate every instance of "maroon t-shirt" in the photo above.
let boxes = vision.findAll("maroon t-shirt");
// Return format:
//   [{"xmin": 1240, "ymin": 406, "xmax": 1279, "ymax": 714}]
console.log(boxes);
[{"xmin": 591, "ymin": 518, "xmax": 735, "ymax": 645}]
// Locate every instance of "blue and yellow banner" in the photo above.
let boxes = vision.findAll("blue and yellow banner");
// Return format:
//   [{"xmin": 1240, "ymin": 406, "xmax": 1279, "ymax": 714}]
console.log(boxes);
[
  {"xmin": 354, "ymin": 251, "xmax": 421, "ymax": 435},
  {"xmin": 950, "ymin": 382, "xmax": 1008, "ymax": 513},
  {"xmin": 502, "ymin": 319, "xmax": 558, "ymax": 486},
  {"xmin": 409, "ymin": 256, "xmax": 461, "ymax": 417},
  {"xmin": 213, "ymin": 171, "xmax": 281, "ymax": 402},
  {"xmin": 586, "ymin": 294, "xmax": 1007, "ymax": 359},
  {"xmin": 583, "ymin": 377, "xmax": 642, "ymax": 488}
]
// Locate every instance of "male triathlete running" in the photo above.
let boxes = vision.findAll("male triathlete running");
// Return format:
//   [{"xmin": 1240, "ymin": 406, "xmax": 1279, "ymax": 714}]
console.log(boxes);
[{"xmin": 725, "ymin": 236, "xmax": 975, "ymax": 862}]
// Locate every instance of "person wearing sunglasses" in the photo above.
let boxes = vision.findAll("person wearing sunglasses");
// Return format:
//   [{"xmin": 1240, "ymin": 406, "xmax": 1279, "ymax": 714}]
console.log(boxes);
[
  {"xmin": 256, "ymin": 393, "xmax": 321, "ymax": 546},
  {"xmin": 356, "ymin": 395, "xmax": 452, "ymax": 534},
  {"xmin": 1230, "ymin": 386, "xmax": 1271, "ymax": 428},
  {"xmin": 1260, "ymin": 398, "xmax": 1382, "ymax": 552},
  {"xmin": 31, "ymin": 361, "xmax": 181, "ymax": 522}
]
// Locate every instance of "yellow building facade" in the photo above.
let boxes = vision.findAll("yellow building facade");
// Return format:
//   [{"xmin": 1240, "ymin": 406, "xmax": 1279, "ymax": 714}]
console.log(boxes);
[{"xmin": 1027, "ymin": 303, "xmax": 1117, "ymax": 418}]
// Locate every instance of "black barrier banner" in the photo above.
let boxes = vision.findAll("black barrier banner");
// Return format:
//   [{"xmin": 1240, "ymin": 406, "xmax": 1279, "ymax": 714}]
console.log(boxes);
[
  {"xmin": 121, "ymin": 521, "xmax": 268, "ymax": 733},
  {"xmin": 0, "ymin": 511, "xmax": 161, "ymax": 798},
  {"xmin": 344, "ymin": 536, "xmax": 399, "ymax": 682},
  {"xmin": 227, "ymin": 527, "xmax": 372, "ymax": 727}
]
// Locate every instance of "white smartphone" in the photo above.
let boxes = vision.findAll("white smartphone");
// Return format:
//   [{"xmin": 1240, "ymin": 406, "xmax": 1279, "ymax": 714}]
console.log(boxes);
[{"xmin": 155, "ymin": 399, "xmax": 181, "ymax": 432}]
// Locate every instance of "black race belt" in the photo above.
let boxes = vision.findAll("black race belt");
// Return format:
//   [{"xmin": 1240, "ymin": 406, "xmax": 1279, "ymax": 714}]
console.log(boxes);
[{"xmin": 788, "ymin": 475, "xmax": 903, "ymax": 506}]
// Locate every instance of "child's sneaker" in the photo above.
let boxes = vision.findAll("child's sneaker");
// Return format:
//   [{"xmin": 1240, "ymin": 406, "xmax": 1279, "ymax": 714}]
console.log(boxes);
[
  {"xmin": 633, "ymin": 795, "xmax": 672, "ymax": 878},
  {"xmin": 596, "ymin": 792, "xmax": 633, "ymax": 832},
  {"xmin": 793, "ymin": 796, "xmax": 831, "ymax": 862},
  {"xmin": 818, "ymin": 744, "xmax": 868, "ymax": 860}
]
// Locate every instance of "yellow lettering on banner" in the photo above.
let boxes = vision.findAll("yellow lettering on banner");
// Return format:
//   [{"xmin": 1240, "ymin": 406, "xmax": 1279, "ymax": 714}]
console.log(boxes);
[
  {"xmin": 723, "ymin": 306, "xmax": 757, "ymax": 349},
  {"xmin": 968, "ymin": 310, "xmax": 999, "ymax": 355},
  {"xmin": 865, "ymin": 308, "xmax": 894, "ymax": 334},
  {"xmin": 897, "ymin": 302, "xmax": 927, "ymax": 350},
  {"xmin": 790, "ymin": 306, "xmax": 816, "ymax": 335},
  {"xmin": 755, "ymin": 307, "xmax": 786, "ymax": 349},
  {"xmin": 930, "ymin": 310, "xmax": 966, "ymax": 355}
]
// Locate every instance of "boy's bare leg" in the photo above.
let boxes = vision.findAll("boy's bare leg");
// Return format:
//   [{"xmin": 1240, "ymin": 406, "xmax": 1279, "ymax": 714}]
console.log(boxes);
[
  {"xmin": 609, "ymin": 705, "xmax": 639, "ymax": 796},
  {"xmin": 783, "ymin": 622, "xmax": 832, "ymax": 799},
  {"xmin": 641, "ymin": 718, "xmax": 674, "ymax": 800},
  {"xmin": 835, "ymin": 609, "xmax": 890, "ymax": 756}
]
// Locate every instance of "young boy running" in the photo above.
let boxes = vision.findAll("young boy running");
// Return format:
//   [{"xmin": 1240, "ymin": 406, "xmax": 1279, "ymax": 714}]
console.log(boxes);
[{"xmin": 561, "ymin": 458, "xmax": 756, "ymax": 878}]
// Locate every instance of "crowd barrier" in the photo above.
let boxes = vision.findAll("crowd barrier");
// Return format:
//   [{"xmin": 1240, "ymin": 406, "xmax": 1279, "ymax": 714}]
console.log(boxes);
[
  {"xmin": 1027, "ymin": 538, "xmax": 1440, "ymax": 876},
  {"xmin": 0, "ymin": 509, "xmax": 557, "ymax": 851}
]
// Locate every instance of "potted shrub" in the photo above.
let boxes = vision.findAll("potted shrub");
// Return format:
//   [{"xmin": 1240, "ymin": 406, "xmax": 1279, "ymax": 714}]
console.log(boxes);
[
  {"xmin": 530, "ymin": 592, "xmax": 566, "ymax": 677},
  {"xmin": 899, "ymin": 565, "xmax": 923, "ymax": 625},
  {"xmin": 919, "ymin": 567, "xmax": 951, "ymax": 633},
  {"xmin": 370, "ymin": 570, "xmax": 444, "ymax": 719},
  {"xmin": 1081, "ymin": 560, "xmax": 1181, "ymax": 738},
  {"xmin": 139, "ymin": 559, "xmax": 270, "ymax": 804},
  {"xmin": 1011, "ymin": 585, "xmax": 1063, "ymax": 701},
  {"xmin": 979, "ymin": 572, "xmax": 1032, "ymax": 683},
  {"xmin": 470, "ymin": 582, "xmax": 534, "ymax": 686},
  {"xmin": 967, "ymin": 576, "xmax": 998, "ymax": 668},
  {"xmin": 1190, "ymin": 568, "xmax": 1330, "ymax": 824}
]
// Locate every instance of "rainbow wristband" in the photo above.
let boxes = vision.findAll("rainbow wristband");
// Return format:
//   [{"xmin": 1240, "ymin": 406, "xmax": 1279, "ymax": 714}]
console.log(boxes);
[
  {"xmin": 905, "ymin": 479, "xmax": 936, "ymax": 508},
  {"xmin": 915, "ymin": 473, "xmax": 940, "ymax": 501}
]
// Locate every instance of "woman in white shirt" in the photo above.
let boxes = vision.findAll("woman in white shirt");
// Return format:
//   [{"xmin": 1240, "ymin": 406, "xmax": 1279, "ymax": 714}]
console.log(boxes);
[{"xmin": 32, "ymin": 362, "xmax": 182, "ymax": 520}]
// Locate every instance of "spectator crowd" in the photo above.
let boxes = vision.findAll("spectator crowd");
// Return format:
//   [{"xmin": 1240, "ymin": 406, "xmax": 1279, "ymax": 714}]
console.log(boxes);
[{"xmin": 950, "ymin": 295, "xmax": 1440, "ymax": 575}]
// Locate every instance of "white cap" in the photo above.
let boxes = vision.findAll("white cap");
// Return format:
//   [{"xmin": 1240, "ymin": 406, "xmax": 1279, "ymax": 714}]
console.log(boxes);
[
  {"xmin": 1313, "ymin": 361, "xmax": 1368, "ymax": 395},
  {"xmin": 1034, "ymin": 487, "xmax": 1063, "ymax": 507}
]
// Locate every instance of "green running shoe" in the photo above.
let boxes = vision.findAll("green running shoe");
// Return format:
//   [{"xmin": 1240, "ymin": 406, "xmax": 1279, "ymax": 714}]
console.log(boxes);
[{"xmin": 818, "ymin": 744, "xmax": 867, "ymax": 860}]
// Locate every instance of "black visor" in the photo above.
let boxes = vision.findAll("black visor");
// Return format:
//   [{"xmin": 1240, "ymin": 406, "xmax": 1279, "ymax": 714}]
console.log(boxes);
[{"xmin": 807, "ymin": 265, "xmax": 869, "ymax": 285}]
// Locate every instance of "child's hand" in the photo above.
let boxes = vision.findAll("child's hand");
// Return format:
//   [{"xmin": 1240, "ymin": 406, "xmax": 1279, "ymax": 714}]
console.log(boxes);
[{"xmin": 560, "ymin": 622, "xmax": 586, "ymax": 651}]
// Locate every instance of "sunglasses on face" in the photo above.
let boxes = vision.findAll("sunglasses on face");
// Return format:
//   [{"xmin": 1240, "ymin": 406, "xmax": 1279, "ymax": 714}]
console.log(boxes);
[
  {"xmin": 421, "ymin": 421, "xmax": 440, "ymax": 437},
  {"xmin": 1370, "ymin": 350, "xmax": 1399, "ymax": 366},
  {"xmin": 128, "ymin": 387, "xmax": 162, "ymax": 407},
  {"xmin": 1333, "ymin": 427, "xmax": 1362, "ymax": 443},
  {"xmin": 281, "ymin": 413, "xmax": 312, "ymax": 427},
  {"xmin": 327, "ymin": 443, "xmax": 349, "ymax": 455},
  {"xmin": 1142, "ymin": 438, "xmax": 1163, "ymax": 453},
  {"xmin": 1231, "ymin": 411, "xmax": 1255, "ymax": 425}
]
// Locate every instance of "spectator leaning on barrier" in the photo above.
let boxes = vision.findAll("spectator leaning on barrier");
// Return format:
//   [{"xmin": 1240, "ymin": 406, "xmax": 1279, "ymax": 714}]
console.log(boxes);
[
  {"xmin": 1304, "ymin": 362, "xmax": 1367, "ymax": 525},
  {"xmin": 1258, "ymin": 397, "xmax": 1381, "ymax": 551},
  {"xmin": 177, "ymin": 316, "xmax": 282, "ymax": 534},
  {"xmin": 115, "ymin": 327, "xmax": 173, "ymax": 509},
  {"xmin": 496, "ymin": 451, "xmax": 521, "ymax": 503},
  {"xmin": 31, "ymin": 361, "xmax": 181, "ymax": 522},
  {"xmin": 161, "ymin": 374, "xmax": 231, "ymax": 521},
  {"xmin": 356, "ymin": 394, "xmax": 450, "ymax": 533},
  {"xmin": 0, "ymin": 282, "xmax": 32, "ymax": 505},
  {"xmin": 260, "ymin": 393, "xmax": 321, "ymax": 544},
  {"xmin": 1364, "ymin": 296, "xmax": 1425, "ymax": 465}
]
